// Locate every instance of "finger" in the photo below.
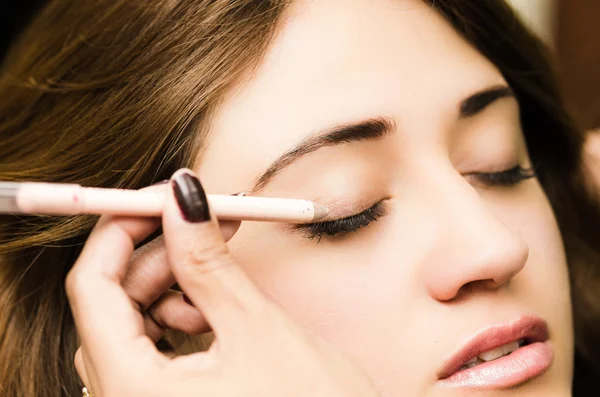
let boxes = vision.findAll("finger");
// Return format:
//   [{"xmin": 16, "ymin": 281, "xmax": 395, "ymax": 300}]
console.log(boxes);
[
  {"xmin": 144, "ymin": 290, "xmax": 211, "ymax": 341},
  {"xmin": 162, "ymin": 168, "xmax": 266, "ymax": 337},
  {"xmin": 66, "ymin": 215, "xmax": 165, "ymax": 376},
  {"xmin": 141, "ymin": 178, "xmax": 242, "ymax": 241},
  {"xmin": 123, "ymin": 219, "xmax": 241, "ymax": 313},
  {"xmin": 219, "ymin": 219, "xmax": 242, "ymax": 241},
  {"xmin": 140, "ymin": 179, "xmax": 241, "ymax": 241},
  {"xmin": 125, "ymin": 235, "xmax": 172, "ymax": 312}
]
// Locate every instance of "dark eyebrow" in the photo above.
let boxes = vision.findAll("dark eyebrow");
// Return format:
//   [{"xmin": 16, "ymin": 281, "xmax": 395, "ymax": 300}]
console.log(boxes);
[
  {"xmin": 251, "ymin": 117, "xmax": 395, "ymax": 191},
  {"xmin": 250, "ymin": 85, "xmax": 514, "ymax": 192},
  {"xmin": 459, "ymin": 85, "xmax": 514, "ymax": 118}
]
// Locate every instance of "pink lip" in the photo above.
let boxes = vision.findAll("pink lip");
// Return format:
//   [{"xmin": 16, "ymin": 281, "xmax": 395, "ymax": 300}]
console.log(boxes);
[{"xmin": 437, "ymin": 315, "xmax": 553, "ymax": 389}]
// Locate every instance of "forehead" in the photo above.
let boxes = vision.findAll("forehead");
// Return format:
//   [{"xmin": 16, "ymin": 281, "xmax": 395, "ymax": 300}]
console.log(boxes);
[{"xmin": 197, "ymin": 0, "xmax": 505, "ymax": 193}]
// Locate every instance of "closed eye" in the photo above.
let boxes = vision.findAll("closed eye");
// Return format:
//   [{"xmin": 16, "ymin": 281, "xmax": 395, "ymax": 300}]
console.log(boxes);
[
  {"xmin": 471, "ymin": 165, "xmax": 536, "ymax": 187},
  {"xmin": 295, "ymin": 201, "xmax": 386, "ymax": 241},
  {"xmin": 293, "ymin": 166, "xmax": 534, "ymax": 242}
]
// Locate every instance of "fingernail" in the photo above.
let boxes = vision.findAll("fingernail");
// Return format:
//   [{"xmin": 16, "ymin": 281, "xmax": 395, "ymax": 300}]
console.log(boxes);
[
  {"xmin": 182, "ymin": 294, "xmax": 193, "ymax": 306},
  {"xmin": 172, "ymin": 171, "xmax": 211, "ymax": 223},
  {"xmin": 150, "ymin": 179, "xmax": 169, "ymax": 186}
]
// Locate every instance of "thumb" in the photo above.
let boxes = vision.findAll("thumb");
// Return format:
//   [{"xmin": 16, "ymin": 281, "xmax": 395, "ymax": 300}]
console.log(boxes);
[{"xmin": 161, "ymin": 168, "xmax": 265, "ymax": 337}]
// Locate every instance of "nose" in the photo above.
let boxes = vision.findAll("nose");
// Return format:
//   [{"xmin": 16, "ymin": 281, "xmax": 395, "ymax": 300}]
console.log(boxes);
[{"xmin": 420, "ymin": 173, "xmax": 529, "ymax": 302}]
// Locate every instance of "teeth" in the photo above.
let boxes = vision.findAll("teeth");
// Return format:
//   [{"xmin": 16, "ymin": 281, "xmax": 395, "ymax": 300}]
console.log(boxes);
[
  {"xmin": 458, "ymin": 339, "xmax": 527, "ymax": 372},
  {"xmin": 465, "ymin": 360, "xmax": 480, "ymax": 368},
  {"xmin": 502, "ymin": 341, "xmax": 520, "ymax": 355},
  {"xmin": 479, "ymin": 341, "xmax": 521, "ymax": 362},
  {"xmin": 465, "ymin": 357, "xmax": 478, "ymax": 364},
  {"xmin": 459, "ymin": 358, "xmax": 483, "ymax": 371},
  {"xmin": 479, "ymin": 346, "xmax": 505, "ymax": 362}
]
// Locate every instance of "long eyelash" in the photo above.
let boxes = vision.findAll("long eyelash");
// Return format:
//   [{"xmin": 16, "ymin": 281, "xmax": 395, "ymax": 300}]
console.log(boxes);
[
  {"xmin": 474, "ymin": 165, "xmax": 536, "ymax": 186},
  {"xmin": 296, "ymin": 202, "xmax": 386, "ymax": 241}
]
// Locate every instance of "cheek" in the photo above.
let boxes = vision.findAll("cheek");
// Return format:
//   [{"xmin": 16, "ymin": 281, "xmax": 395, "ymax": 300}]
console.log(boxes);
[
  {"xmin": 507, "ymin": 184, "xmax": 574, "ymax": 374},
  {"xmin": 513, "ymin": 186, "xmax": 570, "ymax": 308},
  {"xmin": 228, "ymin": 223, "xmax": 374, "ymax": 325},
  {"xmin": 226, "ymin": 223, "xmax": 412, "ymax": 344},
  {"xmin": 227, "ymin": 221, "xmax": 424, "ymax": 394}
]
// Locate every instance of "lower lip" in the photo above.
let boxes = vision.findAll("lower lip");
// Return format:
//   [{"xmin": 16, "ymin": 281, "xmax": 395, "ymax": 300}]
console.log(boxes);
[{"xmin": 437, "ymin": 342, "xmax": 553, "ymax": 389}]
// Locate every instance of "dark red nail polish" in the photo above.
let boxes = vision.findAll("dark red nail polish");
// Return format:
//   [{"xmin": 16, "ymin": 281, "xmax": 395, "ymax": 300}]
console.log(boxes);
[{"xmin": 172, "ymin": 172, "xmax": 211, "ymax": 223}]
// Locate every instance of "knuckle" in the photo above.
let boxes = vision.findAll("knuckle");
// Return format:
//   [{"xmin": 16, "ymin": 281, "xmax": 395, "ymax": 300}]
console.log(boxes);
[
  {"xmin": 64, "ymin": 268, "xmax": 87, "ymax": 302},
  {"xmin": 146, "ymin": 302, "xmax": 169, "ymax": 330},
  {"xmin": 130, "ymin": 235, "xmax": 164, "ymax": 262},
  {"xmin": 73, "ymin": 348, "xmax": 84, "ymax": 373},
  {"xmin": 184, "ymin": 241, "xmax": 233, "ymax": 273}
]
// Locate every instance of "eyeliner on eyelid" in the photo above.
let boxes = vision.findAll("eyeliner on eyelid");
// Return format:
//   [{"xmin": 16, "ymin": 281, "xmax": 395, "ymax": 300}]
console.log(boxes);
[{"xmin": 294, "ymin": 200, "xmax": 388, "ymax": 241}]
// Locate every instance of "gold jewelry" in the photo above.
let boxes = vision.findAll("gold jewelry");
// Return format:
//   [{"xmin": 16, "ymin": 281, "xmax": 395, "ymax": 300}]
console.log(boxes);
[{"xmin": 82, "ymin": 387, "xmax": 93, "ymax": 397}]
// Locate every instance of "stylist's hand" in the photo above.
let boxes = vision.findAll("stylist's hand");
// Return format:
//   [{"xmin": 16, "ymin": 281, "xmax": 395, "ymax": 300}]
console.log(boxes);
[{"xmin": 66, "ymin": 168, "xmax": 380, "ymax": 397}]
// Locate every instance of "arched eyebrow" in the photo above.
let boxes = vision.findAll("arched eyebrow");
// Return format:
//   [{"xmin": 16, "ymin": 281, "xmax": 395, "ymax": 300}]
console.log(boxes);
[
  {"xmin": 251, "ymin": 84, "xmax": 514, "ymax": 191},
  {"xmin": 251, "ymin": 117, "xmax": 395, "ymax": 191},
  {"xmin": 459, "ymin": 85, "xmax": 514, "ymax": 118}
]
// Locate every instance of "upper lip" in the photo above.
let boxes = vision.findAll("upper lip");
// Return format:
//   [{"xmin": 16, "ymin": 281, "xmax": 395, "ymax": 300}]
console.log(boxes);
[{"xmin": 437, "ymin": 315, "xmax": 549, "ymax": 379}]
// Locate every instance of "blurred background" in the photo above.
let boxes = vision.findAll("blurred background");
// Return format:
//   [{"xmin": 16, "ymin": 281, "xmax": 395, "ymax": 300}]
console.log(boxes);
[
  {"xmin": 509, "ymin": 0, "xmax": 599, "ymax": 133},
  {"xmin": 1, "ymin": 0, "xmax": 598, "ymax": 132}
]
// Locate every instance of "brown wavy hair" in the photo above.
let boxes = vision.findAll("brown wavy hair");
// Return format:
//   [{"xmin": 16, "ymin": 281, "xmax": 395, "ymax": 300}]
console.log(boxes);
[{"xmin": 1, "ymin": 1, "xmax": 599, "ymax": 396}]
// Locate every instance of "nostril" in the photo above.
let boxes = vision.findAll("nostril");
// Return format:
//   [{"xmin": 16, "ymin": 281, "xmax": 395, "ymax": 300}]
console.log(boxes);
[
  {"xmin": 486, "ymin": 278, "xmax": 506, "ymax": 290},
  {"xmin": 457, "ymin": 278, "xmax": 505, "ymax": 297}
]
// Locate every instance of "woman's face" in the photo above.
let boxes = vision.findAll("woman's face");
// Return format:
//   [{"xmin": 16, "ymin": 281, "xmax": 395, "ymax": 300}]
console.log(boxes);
[{"xmin": 196, "ymin": 0, "xmax": 573, "ymax": 395}]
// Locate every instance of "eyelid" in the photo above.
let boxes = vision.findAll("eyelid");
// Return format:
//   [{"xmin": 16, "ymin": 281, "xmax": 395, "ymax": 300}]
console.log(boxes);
[
  {"xmin": 305, "ymin": 194, "xmax": 388, "ymax": 221},
  {"xmin": 276, "ymin": 197, "xmax": 383, "ymax": 231},
  {"xmin": 293, "ymin": 200, "xmax": 388, "ymax": 240},
  {"xmin": 465, "ymin": 164, "xmax": 536, "ymax": 187},
  {"xmin": 298, "ymin": 199, "xmax": 383, "ymax": 222}
]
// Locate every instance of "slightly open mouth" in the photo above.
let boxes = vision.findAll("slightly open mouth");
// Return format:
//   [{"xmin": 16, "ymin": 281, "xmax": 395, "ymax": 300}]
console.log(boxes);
[{"xmin": 456, "ymin": 338, "xmax": 529, "ymax": 372}]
